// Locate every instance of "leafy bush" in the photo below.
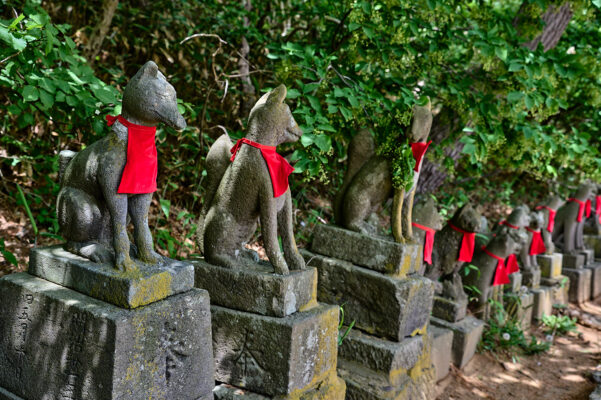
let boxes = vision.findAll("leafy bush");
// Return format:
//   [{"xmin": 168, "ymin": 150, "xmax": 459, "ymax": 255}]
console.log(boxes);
[{"xmin": 541, "ymin": 314, "xmax": 578, "ymax": 336}]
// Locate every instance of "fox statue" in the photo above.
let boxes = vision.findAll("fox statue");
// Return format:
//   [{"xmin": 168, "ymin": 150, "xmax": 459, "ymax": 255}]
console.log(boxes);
[{"xmin": 197, "ymin": 84, "xmax": 305, "ymax": 275}]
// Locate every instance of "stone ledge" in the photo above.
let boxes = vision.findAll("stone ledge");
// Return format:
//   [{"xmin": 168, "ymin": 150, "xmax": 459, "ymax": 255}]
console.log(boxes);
[
  {"xmin": 431, "ymin": 296, "xmax": 467, "ymax": 323},
  {"xmin": 538, "ymin": 253, "xmax": 563, "ymax": 278},
  {"xmin": 192, "ymin": 259, "xmax": 317, "ymax": 317},
  {"xmin": 429, "ymin": 325, "xmax": 454, "ymax": 382},
  {"xmin": 563, "ymin": 267, "xmax": 592, "ymax": 304},
  {"xmin": 28, "ymin": 245, "xmax": 194, "ymax": 309},
  {"xmin": 562, "ymin": 253, "xmax": 585, "ymax": 269},
  {"xmin": 430, "ymin": 316, "xmax": 484, "ymax": 369}
]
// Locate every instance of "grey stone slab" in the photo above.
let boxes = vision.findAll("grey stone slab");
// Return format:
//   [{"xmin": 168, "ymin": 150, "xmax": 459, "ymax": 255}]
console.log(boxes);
[
  {"xmin": 581, "ymin": 249, "xmax": 595, "ymax": 265},
  {"xmin": 584, "ymin": 235, "xmax": 601, "ymax": 258},
  {"xmin": 585, "ymin": 262, "xmax": 601, "ymax": 299},
  {"xmin": 28, "ymin": 245, "xmax": 194, "ymax": 309},
  {"xmin": 191, "ymin": 259, "xmax": 317, "ymax": 317},
  {"xmin": 0, "ymin": 387, "xmax": 22, "ymax": 400},
  {"xmin": 431, "ymin": 296, "xmax": 467, "ymax": 323},
  {"xmin": 563, "ymin": 267, "xmax": 592, "ymax": 304},
  {"xmin": 531, "ymin": 286, "xmax": 553, "ymax": 321},
  {"xmin": 213, "ymin": 375, "xmax": 346, "ymax": 400},
  {"xmin": 522, "ymin": 269, "xmax": 541, "ymax": 289},
  {"xmin": 504, "ymin": 272, "xmax": 522, "ymax": 293},
  {"xmin": 211, "ymin": 304, "xmax": 339, "ymax": 397},
  {"xmin": 549, "ymin": 279, "xmax": 570, "ymax": 306},
  {"xmin": 429, "ymin": 325, "xmax": 453, "ymax": 382},
  {"xmin": 0, "ymin": 272, "xmax": 214, "ymax": 400},
  {"xmin": 538, "ymin": 253, "xmax": 563, "ymax": 278},
  {"xmin": 430, "ymin": 316, "xmax": 484, "ymax": 369},
  {"xmin": 562, "ymin": 253, "xmax": 585, "ymax": 269},
  {"xmin": 310, "ymin": 224, "xmax": 421, "ymax": 277},
  {"xmin": 302, "ymin": 250, "xmax": 434, "ymax": 341},
  {"xmin": 506, "ymin": 292, "xmax": 534, "ymax": 330}
]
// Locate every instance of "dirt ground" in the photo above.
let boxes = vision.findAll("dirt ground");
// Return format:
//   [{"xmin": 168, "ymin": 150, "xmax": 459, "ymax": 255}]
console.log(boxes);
[{"xmin": 435, "ymin": 300, "xmax": 601, "ymax": 400}]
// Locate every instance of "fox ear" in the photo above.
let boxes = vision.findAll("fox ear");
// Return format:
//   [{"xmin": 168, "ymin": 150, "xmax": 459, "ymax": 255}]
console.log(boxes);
[
  {"xmin": 142, "ymin": 61, "xmax": 158, "ymax": 78},
  {"xmin": 267, "ymin": 84, "xmax": 287, "ymax": 104}
]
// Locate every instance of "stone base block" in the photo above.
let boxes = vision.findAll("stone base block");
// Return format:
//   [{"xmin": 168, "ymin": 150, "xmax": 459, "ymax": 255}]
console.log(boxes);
[
  {"xmin": 302, "ymin": 250, "xmax": 434, "ymax": 341},
  {"xmin": 429, "ymin": 326, "xmax": 453, "ymax": 382},
  {"xmin": 562, "ymin": 253, "xmax": 585, "ymax": 269},
  {"xmin": 431, "ymin": 296, "xmax": 467, "ymax": 323},
  {"xmin": 504, "ymin": 272, "xmax": 522, "ymax": 293},
  {"xmin": 191, "ymin": 259, "xmax": 317, "ymax": 317},
  {"xmin": 430, "ymin": 316, "xmax": 484, "ymax": 369},
  {"xmin": 585, "ymin": 262, "xmax": 601, "ymax": 299},
  {"xmin": 506, "ymin": 292, "xmax": 534, "ymax": 330},
  {"xmin": 538, "ymin": 253, "xmax": 563, "ymax": 278},
  {"xmin": 522, "ymin": 269, "xmax": 541, "ymax": 289},
  {"xmin": 584, "ymin": 235, "xmax": 601, "ymax": 258},
  {"xmin": 212, "ymin": 304, "xmax": 340, "ymax": 397},
  {"xmin": 563, "ymin": 268, "xmax": 592, "ymax": 304},
  {"xmin": 0, "ymin": 272, "xmax": 214, "ymax": 400},
  {"xmin": 531, "ymin": 286, "xmax": 553, "ymax": 321},
  {"xmin": 549, "ymin": 279, "xmax": 570, "ymax": 306},
  {"xmin": 310, "ymin": 224, "xmax": 422, "ymax": 277},
  {"xmin": 28, "ymin": 245, "xmax": 194, "ymax": 308},
  {"xmin": 580, "ymin": 249, "xmax": 595, "ymax": 265}
]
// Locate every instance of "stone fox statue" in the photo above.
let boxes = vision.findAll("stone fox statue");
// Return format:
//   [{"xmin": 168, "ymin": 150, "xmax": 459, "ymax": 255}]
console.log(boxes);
[
  {"xmin": 552, "ymin": 183, "xmax": 596, "ymax": 254},
  {"xmin": 57, "ymin": 61, "xmax": 186, "ymax": 271},
  {"xmin": 198, "ymin": 85, "xmax": 306, "ymax": 275},
  {"xmin": 334, "ymin": 102, "xmax": 433, "ymax": 243}
]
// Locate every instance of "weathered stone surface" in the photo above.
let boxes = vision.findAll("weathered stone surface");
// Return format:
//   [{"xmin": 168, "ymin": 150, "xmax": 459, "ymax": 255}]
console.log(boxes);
[
  {"xmin": 310, "ymin": 224, "xmax": 422, "ymax": 277},
  {"xmin": 0, "ymin": 387, "xmax": 22, "ymax": 400},
  {"xmin": 549, "ymin": 279, "xmax": 570, "ymax": 306},
  {"xmin": 192, "ymin": 259, "xmax": 317, "ymax": 317},
  {"xmin": 504, "ymin": 272, "xmax": 522, "ymax": 293},
  {"xmin": 0, "ymin": 272, "xmax": 214, "ymax": 400},
  {"xmin": 563, "ymin": 267, "xmax": 592, "ymax": 304},
  {"xmin": 538, "ymin": 253, "xmax": 563, "ymax": 278},
  {"xmin": 585, "ymin": 262, "xmax": 601, "ymax": 299},
  {"xmin": 431, "ymin": 296, "xmax": 467, "ymax": 323},
  {"xmin": 429, "ymin": 326, "xmax": 453, "ymax": 382},
  {"xmin": 580, "ymin": 249, "xmax": 595, "ymax": 265},
  {"xmin": 522, "ymin": 269, "xmax": 541, "ymax": 289},
  {"xmin": 28, "ymin": 245, "xmax": 194, "ymax": 309},
  {"xmin": 302, "ymin": 250, "xmax": 434, "ymax": 341},
  {"xmin": 562, "ymin": 253, "xmax": 585, "ymax": 269},
  {"xmin": 531, "ymin": 286, "xmax": 553, "ymax": 321},
  {"xmin": 584, "ymin": 235, "xmax": 601, "ymax": 258},
  {"xmin": 430, "ymin": 316, "xmax": 484, "ymax": 369},
  {"xmin": 211, "ymin": 304, "xmax": 339, "ymax": 397},
  {"xmin": 507, "ymin": 292, "xmax": 534, "ymax": 329}
]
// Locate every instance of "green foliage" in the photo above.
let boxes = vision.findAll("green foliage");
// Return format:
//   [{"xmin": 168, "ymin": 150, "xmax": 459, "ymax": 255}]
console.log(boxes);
[
  {"xmin": 0, "ymin": 239, "xmax": 18, "ymax": 267},
  {"xmin": 541, "ymin": 314, "xmax": 578, "ymax": 336},
  {"xmin": 338, "ymin": 303, "xmax": 356, "ymax": 346}
]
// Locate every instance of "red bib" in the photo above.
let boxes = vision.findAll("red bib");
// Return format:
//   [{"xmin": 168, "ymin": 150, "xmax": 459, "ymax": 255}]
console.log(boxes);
[
  {"xmin": 536, "ymin": 205, "xmax": 557, "ymax": 233},
  {"xmin": 230, "ymin": 138, "xmax": 294, "ymax": 198},
  {"xmin": 412, "ymin": 222, "xmax": 436, "ymax": 265},
  {"xmin": 499, "ymin": 220, "xmax": 519, "ymax": 229},
  {"xmin": 410, "ymin": 140, "xmax": 432, "ymax": 172},
  {"xmin": 106, "ymin": 115, "xmax": 158, "ymax": 194},
  {"xmin": 568, "ymin": 198, "xmax": 591, "ymax": 222},
  {"xmin": 482, "ymin": 246, "xmax": 510, "ymax": 286},
  {"xmin": 526, "ymin": 227, "xmax": 546, "ymax": 255},
  {"xmin": 449, "ymin": 222, "xmax": 476, "ymax": 262},
  {"xmin": 506, "ymin": 253, "xmax": 519, "ymax": 274},
  {"xmin": 596, "ymin": 196, "xmax": 601, "ymax": 224}
]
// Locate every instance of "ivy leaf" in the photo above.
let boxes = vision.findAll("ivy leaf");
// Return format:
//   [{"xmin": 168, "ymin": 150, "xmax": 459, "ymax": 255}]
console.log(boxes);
[
  {"xmin": 314, "ymin": 134, "xmax": 332, "ymax": 152},
  {"xmin": 22, "ymin": 85, "xmax": 39, "ymax": 102}
]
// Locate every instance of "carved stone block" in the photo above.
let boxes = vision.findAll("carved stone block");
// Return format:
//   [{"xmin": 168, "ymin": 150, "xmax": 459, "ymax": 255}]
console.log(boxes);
[
  {"xmin": 430, "ymin": 316, "xmax": 484, "ymax": 369},
  {"xmin": 211, "ymin": 304, "xmax": 340, "ymax": 398},
  {"xmin": 429, "ymin": 325, "xmax": 454, "ymax": 382},
  {"xmin": 522, "ymin": 269, "xmax": 541, "ymax": 289},
  {"xmin": 504, "ymin": 272, "xmax": 522, "ymax": 293},
  {"xmin": 538, "ymin": 253, "xmax": 563, "ymax": 278},
  {"xmin": 310, "ymin": 224, "xmax": 422, "ymax": 277},
  {"xmin": 584, "ymin": 235, "xmax": 601, "ymax": 258},
  {"xmin": 0, "ymin": 272, "xmax": 214, "ymax": 400},
  {"xmin": 28, "ymin": 245, "xmax": 194, "ymax": 309},
  {"xmin": 580, "ymin": 249, "xmax": 595, "ymax": 266},
  {"xmin": 585, "ymin": 262, "xmax": 601, "ymax": 299},
  {"xmin": 431, "ymin": 296, "xmax": 467, "ymax": 323},
  {"xmin": 302, "ymin": 250, "xmax": 434, "ymax": 341},
  {"xmin": 506, "ymin": 291, "xmax": 534, "ymax": 330},
  {"xmin": 548, "ymin": 278, "xmax": 570, "ymax": 306},
  {"xmin": 192, "ymin": 259, "xmax": 317, "ymax": 317},
  {"xmin": 531, "ymin": 286, "xmax": 553, "ymax": 321},
  {"xmin": 562, "ymin": 267, "xmax": 592, "ymax": 304},
  {"xmin": 562, "ymin": 253, "xmax": 585, "ymax": 269}
]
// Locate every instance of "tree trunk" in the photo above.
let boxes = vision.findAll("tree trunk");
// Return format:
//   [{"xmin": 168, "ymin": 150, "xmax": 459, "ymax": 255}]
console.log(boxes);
[
  {"xmin": 84, "ymin": 0, "xmax": 119, "ymax": 64},
  {"xmin": 238, "ymin": 0, "xmax": 256, "ymax": 119},
  {"xmin": 515, "ymin": 2, "xmax": 573, "ymax": 52}
]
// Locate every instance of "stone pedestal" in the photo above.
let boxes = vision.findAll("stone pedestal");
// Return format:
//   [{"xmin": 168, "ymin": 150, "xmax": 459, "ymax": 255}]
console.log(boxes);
[
  {"xmin": 584, "ymin": 235, "xmax": 601, "ymax": 258},
  {"xmin": 549, "ymin": 278, "xmax": 570, "ymax": 306},
  {"xmin": 432, "ymin": 296, "xmax": 467, "ymax": 323},
  {"xmin": 0, "ymin": 272, "xmax": 214, "ymax": 400},
  {"xmin": 531, "ymin": 286, "xmax": 553, "ymax": 321},
  {"xmin": 538, "ymin": 253, "xmax": 563, "ymax": 278},
  {"xmin": 504, "ymin": 272, "xmax": 522, "ymax": 293},
  {"xmin": 506, "ymin": 291, "xmax": 534, "ymax": 329},
  {"xmin": 430, "ymin": 316, "xmax": 484, "ymax": 369},
  {"xmin": 193, "ymin": 259, "xmax": 344, "ymax": 399},
  {"xmin": 580, "ymin": 249, "xmax": 595, "ymax": 265},
  {"xmin": 429, "ymin": 326, "xmax": 454, "ymax": 382},
  {"xmin": 522, "ymin": 269, "xmax": 541, "ymax": 289},
  {"xmin": 562, "ymin": 268, "xmax": 592, "ymax": 304},
  {"xmin": 585, "ymin": 262, "xmax": 601, "ymax": 299},
  {"xmin": 304, "ymin": 225, "xmax": 435, "ymax": 400},
  {"xmin": 562, "ymin": 253, "xmax": 585, "ymax": 269}
]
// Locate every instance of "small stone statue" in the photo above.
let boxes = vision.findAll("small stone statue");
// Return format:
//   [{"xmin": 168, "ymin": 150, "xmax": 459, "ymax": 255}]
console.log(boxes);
[
  {"xmin": 553, "ymin": 183, "xmax": 596, "ymax": 254},
  {"xmin": 198, "ymin": 85, "xmax": 305, "ymax": 275},
  {"xmin": 334, "ymin": 102, "xmax": 433, "ymax": 243},
  {"xmin": 424, "ymin": 203, "xmax": 481, "ymax": 303},
  {"xmin": 411, "ymin": 197, "xmax": 443, "ymax": 271},
  {"xmin": 57, "ymin": 61, "xmax": 186, "ymax": 271},
  {"xmin": 535, "ymin": 195, "xmax": 564, "ymax": 254},
  {"xmin": 584, "ymin": 185, "xmax": 601, "ymax": 235}
]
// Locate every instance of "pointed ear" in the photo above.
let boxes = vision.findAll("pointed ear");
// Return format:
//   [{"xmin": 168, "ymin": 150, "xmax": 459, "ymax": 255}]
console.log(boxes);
[
  {"xmin": 142, "ymin": 61, "xmax": 158, "ymax": 78},
  {"xmin": 267, "ymin": 84, "xmax": 287, "ymax": 104}
]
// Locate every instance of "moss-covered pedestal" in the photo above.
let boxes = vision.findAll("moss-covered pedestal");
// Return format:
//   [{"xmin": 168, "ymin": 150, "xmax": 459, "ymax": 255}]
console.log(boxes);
[
  {"xmin": 303, "ymin": 224, "xmax": 435, "ymax": 400},
  {"xmin": 0, "ymin": 247, "xmax": 214, "ymax": 400},
  {"xmin": 192, "ymin": 259, "xmax": 345, "ymax": 400}
]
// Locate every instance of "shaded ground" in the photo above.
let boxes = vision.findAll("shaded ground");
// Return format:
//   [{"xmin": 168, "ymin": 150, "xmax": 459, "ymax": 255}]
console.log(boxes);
[{"xmin": 436, "ymin": 300, "xmax": 601, "ymax": 400}]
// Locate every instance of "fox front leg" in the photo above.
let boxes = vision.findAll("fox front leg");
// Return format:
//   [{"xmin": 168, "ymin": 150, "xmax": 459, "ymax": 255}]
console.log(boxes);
[
  {"xmin": 260, "ymin": 187, "xmax": 290, "ymax": 275},
  {"xmin": 392, "ymin": 188, "xmax": 405, "ymax": 243},
  {"xmin": 278, "ymin": 190, "xmax": 305, "ymax": 271},
  {"xmin": 129, "ymin": 193, "xmax": 162, "ymax": 264}
]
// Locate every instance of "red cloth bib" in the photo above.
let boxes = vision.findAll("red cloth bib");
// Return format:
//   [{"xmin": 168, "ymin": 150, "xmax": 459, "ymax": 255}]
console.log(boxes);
[
  {"xmin": 526, "ymin": 227, "xmax": 546, "ymax": 255},
  {"xmin": 106, "ymin": 115, "xmax": 158, "ymax": 194},
  {"xmin": 499, "ymin": 220, "xmax": 519, "ymax": 229},
  {"xmin": 596, "ymin": 196, "xmax": 601, "ymax": 224},
  {"xmin": 536, "ymin": 205, "xmax": 557, "ymax": 233},
  {"xmin": 506, "ymin": 253, "xmax": 519, "ymax": 274},
  {"xmin": 568, "ymin": 198, "xmax": 591, "ymax": 222},
  {"xmin": 449, "ymin": 222, "xmax": 476, "ymax": 262},
  {"xmin": 412, "ymin": 222, "xmax": 436, "ymax": 265},
  {"xmin": 482, "ymin": 246, "xmax": 510, "ymax": 286},
  {"xmin": 230, "ymin": 138, "xmax": 294, "ymax": 198},
  {"xmin": 410, "ymin": 140, "xmax": 432, "ymax": 173}
]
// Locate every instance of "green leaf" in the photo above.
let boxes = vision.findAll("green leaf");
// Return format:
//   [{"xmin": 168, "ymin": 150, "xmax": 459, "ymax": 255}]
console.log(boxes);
[
  {"xmin": 314, "ymin": 134, "xmax": 332, "ymax": 152},
  {"xmin": 524, "ymin": 95, "xmax": 534, "ymax": 109},
  {"xmin": 159, "ymin": 198, "xmax": 171, "ymax": 219},
  {"xmin": 495, "ymin": 47, "xmax": 507, "ymax": 62},
  {"xmin": 507, "ymin": 91, "xmax": 523, "ymax": 103},
  {"xmin": 306, "ymin": 95, "xmax": 321, "ymax": 111},
  {"xmin": 287, "ymin": 88, "xmax": 301, "ymax": 99},
  {"xmin": 39, "ymin": 89, "xmax": 54, "ymax": 109},
  {"xmin": 0, "ymin": 26, "xmax": 27, "ymax": 51},
  {"xmin": 593, "ymin": 0, "xmax": 601, "ymax": 8},
  {"xmin": 22, "ymin": 86, "xmax": 39, "ymax": 102},
  {"xmin": 94, "ymin": 87, "xmax": 117, "ymax": 104}
]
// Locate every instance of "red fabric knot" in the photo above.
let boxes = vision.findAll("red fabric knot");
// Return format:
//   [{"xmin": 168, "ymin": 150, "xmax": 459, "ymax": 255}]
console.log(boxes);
[
  {"xmin": 535, "ymin": 205, "xmax": 557, "ymax": 233},
  {"xmin": 499, "ymin": 220, "xmax": 519, "ymax": 230},
  {"xmin": 449, "ymin": 222, "xmax": 476, "ymax": 263},
  {"xmin": 412, "ymin": 222, "xmax": 436, "ymax": 265},
  {"xmin": 230, "ymin": 138, "xmax": 294, "ymax": 198},
  {"xmin": 410, "ymin": 140, "xmax": 432, "ymax": 173},
  {"xmin": 106, "ymin": 115, "xmax": 158, "ymax": 194},
  {"xmin": 481, "ymin": 245, "xmax": 510, "ymax": 286},
  {"xmin": 525, "ymin": 227, "xmax": 546, "ymax": 255},
  {"xmin": 567, "ymin": 198, "xmax": 591, "ymax": 222}
]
